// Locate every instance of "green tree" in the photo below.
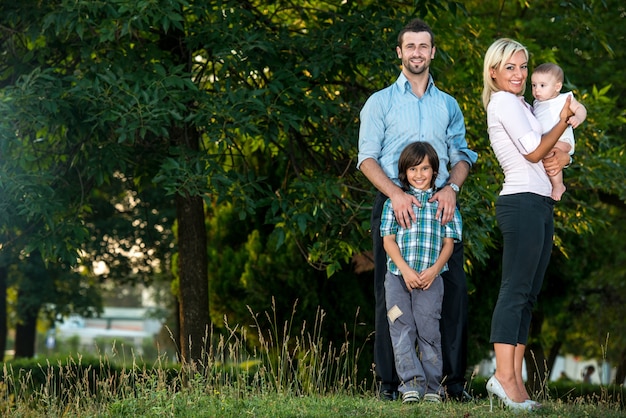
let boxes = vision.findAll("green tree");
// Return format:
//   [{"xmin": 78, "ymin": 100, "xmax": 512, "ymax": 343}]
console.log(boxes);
[
  {"xmin": 0, "ymin": 0, "xmax": 197, "ymax": 359},
  {"xmin": 1, "ymin": 1, "xmax": 625, "ymax": 389},
  {"xmin": 445, "ymin": 0, "xmax": 626, "ymax": 385}
]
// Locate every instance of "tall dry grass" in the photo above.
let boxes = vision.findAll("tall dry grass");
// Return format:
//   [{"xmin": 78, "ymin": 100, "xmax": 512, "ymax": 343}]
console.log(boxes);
[{"xmin": 1, "ymin": 300, "xmax": 373, "ymax": 416}]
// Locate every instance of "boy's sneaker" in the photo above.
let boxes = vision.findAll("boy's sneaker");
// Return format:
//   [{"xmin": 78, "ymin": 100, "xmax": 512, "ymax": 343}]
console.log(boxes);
[
  {"xmin": 401, "ymin": 391, "xmax": 420, "ymax": 404},
  {"xmin": 423, "ymin": 393, "xmax": 442, "ymax": 403}
]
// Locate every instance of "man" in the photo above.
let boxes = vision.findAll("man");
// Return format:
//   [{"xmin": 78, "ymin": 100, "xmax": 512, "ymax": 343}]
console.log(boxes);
[{"xmin": 357, "ymin": 18, "xmax": 477, "ymax": 401}]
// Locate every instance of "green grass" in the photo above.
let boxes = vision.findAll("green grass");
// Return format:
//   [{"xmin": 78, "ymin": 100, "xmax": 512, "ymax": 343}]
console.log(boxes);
[
  {"xmin": 3, "ymin": 386, "xmax": 625, "ymax": 417},
  {"xmin": 2, "ymin": 303, "xmax": 624, "ymax": 417}
]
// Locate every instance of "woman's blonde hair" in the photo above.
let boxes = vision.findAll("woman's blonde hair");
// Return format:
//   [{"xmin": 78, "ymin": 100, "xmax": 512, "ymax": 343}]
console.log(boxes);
[{"xmin": 482, "ymin": 38, "xmax": 529, "ymax": 110}]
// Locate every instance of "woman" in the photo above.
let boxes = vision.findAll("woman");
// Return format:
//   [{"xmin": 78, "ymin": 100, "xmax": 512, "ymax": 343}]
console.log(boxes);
[{"xmin": 482, "ymin": 38, "xmax": 574, "ymax": 411}]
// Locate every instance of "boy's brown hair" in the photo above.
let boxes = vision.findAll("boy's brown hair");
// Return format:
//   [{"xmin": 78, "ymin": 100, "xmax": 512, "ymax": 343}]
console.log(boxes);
[{"xmin": 397, "ymin": 141, "xmax": 440, "ymax": 191}]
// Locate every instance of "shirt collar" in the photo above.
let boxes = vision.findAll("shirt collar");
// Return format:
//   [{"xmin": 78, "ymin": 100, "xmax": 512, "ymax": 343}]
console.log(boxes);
[
  {"xmin": 396, "ymin": 72, "xmax": 435, "ymax": 95},
  {"xmin": 408, "ymin": 186, "xmax": 434, "ymax": 200}
]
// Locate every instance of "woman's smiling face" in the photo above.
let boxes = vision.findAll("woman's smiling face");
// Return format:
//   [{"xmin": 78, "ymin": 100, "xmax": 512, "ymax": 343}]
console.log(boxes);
[{"xmin": 490, "ymin": 50, "xmax": 528, "ymax": 95}]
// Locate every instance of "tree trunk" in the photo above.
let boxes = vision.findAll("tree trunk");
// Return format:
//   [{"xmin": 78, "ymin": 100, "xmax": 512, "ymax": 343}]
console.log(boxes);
[
  {"xmin": 615, "ymin": 347, "xmax": 626, "ymax": 385},
  {"xmin": 525, "ymin": 343, "xmax": 547, "ymax": 394},
  {"xmin": 13, "ymin": 298, "xmax": 38, "ymax": 358},
  {"xmin": 0, "ymin": 265, "xmax": 7, "ymax": 361},
  {"xmin": 176, "ymin": 192, "xmax": 209, "ymax": 365},
  {"xmin": 524, "ymin": 311, "xmax": 548, "ymax": 396},
  {"xmin": 13, "ymin": 250, "xmax": 48, "ymax": 358},
  {"xmin": 160, "ymin": 11, "xmax": 210, "ymax": 368},
  {"xmin": 546, "ymin": 340, "xmax": 563, "ymax": 380},
  {"xmin": 173, "ymin": 122, "xmax": 209, "ymax": 365}
]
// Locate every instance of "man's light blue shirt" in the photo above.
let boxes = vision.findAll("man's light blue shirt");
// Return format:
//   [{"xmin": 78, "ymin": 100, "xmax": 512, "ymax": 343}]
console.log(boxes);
[{"xmin": 357, "ymin": 73, "xmax": 478, "ymax": 188}]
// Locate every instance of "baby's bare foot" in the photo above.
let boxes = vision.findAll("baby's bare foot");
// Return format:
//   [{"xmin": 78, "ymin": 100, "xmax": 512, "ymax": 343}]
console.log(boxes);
[{"xmin": 552, "ymin": 184, "xmax": 566, "ymax": 201}]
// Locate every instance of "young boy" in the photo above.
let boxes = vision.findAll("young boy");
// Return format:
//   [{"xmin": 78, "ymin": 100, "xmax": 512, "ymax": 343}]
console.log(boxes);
[
  {"xmin": 531, "ymin": 63, "xmax": 587, "ymax": 201},
  {"xmin": 379, "ymin": 141, "xmax": 462, "ymax": 404}
]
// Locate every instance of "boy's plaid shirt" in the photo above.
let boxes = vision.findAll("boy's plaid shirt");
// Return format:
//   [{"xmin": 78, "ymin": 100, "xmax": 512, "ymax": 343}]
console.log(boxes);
[{"xmin": 380, "ymin": 186, "xmax": 462, "ymax": 276}]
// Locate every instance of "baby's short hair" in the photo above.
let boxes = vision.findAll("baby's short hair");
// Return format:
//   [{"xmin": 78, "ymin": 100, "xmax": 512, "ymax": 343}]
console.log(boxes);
[{"xmin": 534, "ymin": 63, "xmax": 564, "ymax": 84}]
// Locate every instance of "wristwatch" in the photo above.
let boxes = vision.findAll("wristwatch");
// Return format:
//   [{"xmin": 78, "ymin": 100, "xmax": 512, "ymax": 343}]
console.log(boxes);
[{"xmin": 447, "ymin": 182, "xmax": 460, "ymax": 193}]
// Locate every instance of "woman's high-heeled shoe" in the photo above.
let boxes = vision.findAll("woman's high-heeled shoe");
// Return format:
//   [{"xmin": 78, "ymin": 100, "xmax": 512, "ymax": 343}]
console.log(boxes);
[
  {"xmin": 524, "ymin": 399, "xmax": 542, "ymax": 409},
  {"xmin": 486, "ymin": 376, "xmax": 533, "ymax": 412}
]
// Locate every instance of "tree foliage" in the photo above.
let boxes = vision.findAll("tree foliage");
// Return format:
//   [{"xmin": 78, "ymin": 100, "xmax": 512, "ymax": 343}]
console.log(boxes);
[{"xmin": 0, "ymin": 0, "xmax": 624, "ymax": 384}]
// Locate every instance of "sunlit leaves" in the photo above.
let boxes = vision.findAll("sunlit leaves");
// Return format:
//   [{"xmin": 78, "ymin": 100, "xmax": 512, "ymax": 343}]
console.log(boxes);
[{"xmin": 1, "ymin": 0, "xmax": 625, "ymax": 367}]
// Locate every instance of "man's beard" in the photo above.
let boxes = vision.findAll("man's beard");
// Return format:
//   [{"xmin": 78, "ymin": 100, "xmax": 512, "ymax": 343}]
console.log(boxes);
[{"xmin": 404, "ymin": 58, "xmax": 429, "ymax": 75}]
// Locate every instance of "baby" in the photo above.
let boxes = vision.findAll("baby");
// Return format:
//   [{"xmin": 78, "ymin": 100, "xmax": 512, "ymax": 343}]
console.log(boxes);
[{"xmin": 531, "ymin": 63, "xmax": 587, "ymax": 201}]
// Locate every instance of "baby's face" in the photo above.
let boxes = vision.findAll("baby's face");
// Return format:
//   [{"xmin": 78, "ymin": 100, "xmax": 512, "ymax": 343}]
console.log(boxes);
[{"xmin": 531, "ymin": 72, "xmax": 561, "ymax": 101}]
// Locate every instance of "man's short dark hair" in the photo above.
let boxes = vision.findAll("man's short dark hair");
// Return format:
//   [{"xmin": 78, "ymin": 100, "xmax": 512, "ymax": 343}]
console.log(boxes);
[{"xmin": 397, "ymin": 18, "xmax": 435, "ymax": 48}]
